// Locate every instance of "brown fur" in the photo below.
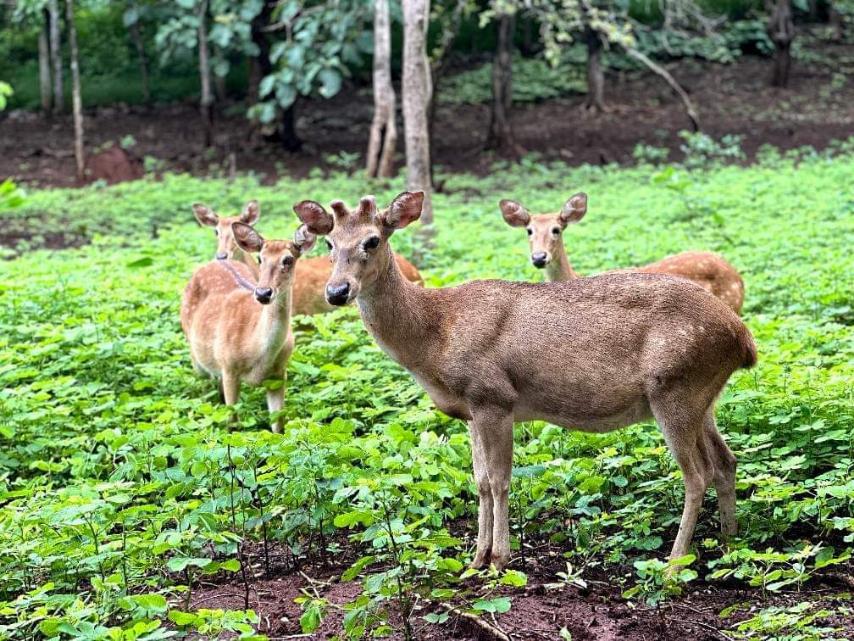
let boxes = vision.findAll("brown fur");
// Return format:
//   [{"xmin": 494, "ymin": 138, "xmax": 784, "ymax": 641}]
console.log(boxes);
[
  {"xmin": 500, "ymin": 195, "xmax": 745, "ymax": 314},
  {"xmin": 194, "ymin": 201, "xmax": 424, "ymax": 315},
  {"xmin": 296, "ymin": 191, "xmax": 757, "ymax": 570},
  {"xmin": 181, "ymin": 223, "xmax": 316, "ymax": 432}
]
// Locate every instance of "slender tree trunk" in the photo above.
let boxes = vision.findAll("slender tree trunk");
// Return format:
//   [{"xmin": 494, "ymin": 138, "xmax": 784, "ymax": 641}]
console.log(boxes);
[
  {"xmin": 767, "ymin": 0, "xmax": 794, "ymax": 88},
  {"xmin": 584, "ymin": 27, "xmax": 605, "ymax": 111},
  {"xmin": 128, "ymin": 7, "xmax": 151, "ymax": 104},
  {"xmin": 367, "ymin": 0, "xmax": 397, "ymax": 177},
  {"xmin": 280, "ymin": 102, "xmax": 301, "ymax": 152},
  {"xmin": 402, "ymin": 0, "xmax": 433, "ymax": 223},
  {"xmin": 48, "ymin": 0, "xmax": 63, "ymax": 114},
  {"xmin": 39, "ymin": 11, "xmax": 52, "ymax": 113},
  {"xmin": 829, "ymin": 4, "xmax": 843, "ymax": 41},
  {"xmin": 66, "ymin": 0, "xmax": 85, "ymax": 182},
  {"xmin": 198, "ymin": 0, "xmax": 214, "ymax": 147},
  {"xmin": 485, "ymin": 13, "xmax": 517, "ymax": 155}
]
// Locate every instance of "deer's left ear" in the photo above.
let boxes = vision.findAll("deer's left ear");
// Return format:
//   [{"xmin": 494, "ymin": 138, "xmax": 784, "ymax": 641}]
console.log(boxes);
[
  {"xmin": 499, "ymin": 199, "xmax": 530, "ymax": 227},
  {"xmin": 294, "ymin": 200, "xmax": 334, "ymax": 235},
  {"xmin": 293, "ymin": 224, "xmax": 316, "ymax": 255},
  {"xmin": 232, "ymin": 222, "xmax": 265, "ymax": 253},
  {"xmin": 241, "ymin": 200, "xmax": 260, "ymax": 225},
  {"xmin": 559, "ymin": 193, "xmax": 587, "ymax": 225},
  {"xmin": 379, "ymin": 191, "xmax": 423, "ymax": 230},
  {"xmin": 193, "ymin": 203, "xmax": 219, "ymax": 227}
]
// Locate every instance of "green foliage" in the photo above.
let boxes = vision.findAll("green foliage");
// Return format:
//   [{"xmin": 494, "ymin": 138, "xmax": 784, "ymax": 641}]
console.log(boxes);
[
  {"xmin": 0, "ymin": 149, "xmax": 853, "ymax": 637},
  {"xmin": 729, "ymin": 600, "xmax": 851, "ymax": 641},
  {"xmin": 0, "ymin": 80, "xmax": 12, "ymax": 110}
]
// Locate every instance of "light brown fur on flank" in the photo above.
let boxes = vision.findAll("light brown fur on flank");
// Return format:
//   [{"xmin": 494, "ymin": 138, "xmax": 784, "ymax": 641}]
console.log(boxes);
[
  {"xmin": 296, "ymin": 191, "xmax": 757, "ymax": 571},
  {"xmin": 193, "ymin": 200, "xmax": 424, "ymax": 315},
  {"xmin": 500, "ymin": 195, "xmax": 745, "ymax": 313},
  {"xmin": 181, "ymin": 222, "xmax": 316, "ymax": 433}
]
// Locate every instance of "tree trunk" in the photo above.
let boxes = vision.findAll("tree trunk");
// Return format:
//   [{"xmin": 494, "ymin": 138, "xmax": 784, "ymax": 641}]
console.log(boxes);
[
  {"xmin": 767, "ymin": 0, "xmax": 794, "ymax": 88},
  {"xmin": 39, "ymin": 11, "xmax": 52, "ymax": 113},
  {"xmin": 485, "ymin": 13, "xmax": 517, "ymax": 156},
  {"xmin": 198, "ymin": 0, "xmax": 214, "ymax": 147},
  {"xmin": 48, "ymin": 0, "xmax": 63, "ymax": 114},
  {"xmin": 402, "ymin": 0, "xmax": 434, "ymax": 224},
  {"xmin": 66, "ymin": 0, "xmax": 85, "ymax": 182},
  {"xmin": 584, "ymin": 27, "xmax": 605, "ymax": 112},
  {"xmin": 367, "ymin": 0, "xmax": 398, "ymax": 177},
  {"xmin": 829, "ymin": 4, "xmax": 843, "ymax": 41},
  {"xmin": 280, "ymin": 102, "xmax": 301, "ymax": 152},
  {"xmin": 128, "ymin": 8, "xmax": 151, "ymax": 104}
]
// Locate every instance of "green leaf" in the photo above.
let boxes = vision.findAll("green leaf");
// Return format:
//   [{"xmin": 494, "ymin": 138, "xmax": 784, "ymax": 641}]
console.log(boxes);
[
  {"xmin": 473, "ymin": 597, "xmax": 511, "ymax": 614},
  {"xmin": 317, "ymin": 69, "xmax": 342, "ymax": 99}
]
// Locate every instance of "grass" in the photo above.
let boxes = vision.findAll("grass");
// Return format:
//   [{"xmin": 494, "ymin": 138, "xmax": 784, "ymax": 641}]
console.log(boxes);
[{"xmin": 0, "ymin": 150, "xmax": 852, "ymax": 639}]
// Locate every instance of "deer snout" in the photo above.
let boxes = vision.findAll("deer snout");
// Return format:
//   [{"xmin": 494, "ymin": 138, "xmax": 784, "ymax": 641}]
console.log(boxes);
[
  {"xmin": 254, "ymin": 287, "xmax": 273, "ymax": 304},
  {"xmin": 216, "ymin": 252, "xmax": 228, "ymax": 260},
  {"xmin": 531, "ymin": 252, "xmax": 549, "ymax": 268},
  {"xmin": 326, "ymin": 282, "xmax": 351, "ymax": 306}
]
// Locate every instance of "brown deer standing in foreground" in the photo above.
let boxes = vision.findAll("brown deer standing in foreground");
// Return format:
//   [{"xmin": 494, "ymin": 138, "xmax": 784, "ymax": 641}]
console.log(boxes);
[
  {"xmin": 181, "ymin": 222, "xmax": 316, "ymax": 433},
  {"xmin": 193, "ymin": 201, "xmax": 424, "ymax": 315},
  {"xmin": 295, "ymin": 191, "xmax": 756, "ymax": 570},
  {"xmin": 500, "ymin": 195, "xmax": 745, "ymax": 314}
]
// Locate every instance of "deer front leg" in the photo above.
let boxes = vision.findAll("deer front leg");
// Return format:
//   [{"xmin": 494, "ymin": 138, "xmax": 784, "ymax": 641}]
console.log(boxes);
[
  {"xmin": 469, "ymin": 421, "xmax": 494, "ymax": 569},
  {"xmin": 472, "ymin": 408, "xmax": 514, "ymax": 571},
  {"xmin": 266, "ymin": 384, "xmax": 285, "ymax": 434},
  {"xmin": 221, "ymin": 372, "xmax": 240, "ymax": 426}
]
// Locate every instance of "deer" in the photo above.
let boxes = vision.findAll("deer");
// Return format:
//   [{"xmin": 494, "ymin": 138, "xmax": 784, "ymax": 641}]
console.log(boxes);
[
  {"xmin": 500, "ymin": 195, "xmax": 745, "ymax": 314},
  {"xmin": 294, "ymin": 191, "xmax": 757, "ymax": 571},
  {"xmin": 193, "ymin": 201, "xmax": 424, "ymax": 315},
  {"xmin": 180, "ymin": 221, "xmax": 316, "ymax": 433}
]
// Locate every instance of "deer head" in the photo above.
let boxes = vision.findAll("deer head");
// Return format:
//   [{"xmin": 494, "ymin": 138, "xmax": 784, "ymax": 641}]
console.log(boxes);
[
  {"xmin": 231, "ymin": 222, "xmax": 316, "ymax": 305},
  {"xmin": 193, "ymin": 200, "xmax": 261, "ymax": 262},
  {"xmin": 293, "ymin": 192, "xmax": 424, "ymax": 305},
  {"xmin": 500, "ymin": 193, "xmax": 587, "ymax": 269}
]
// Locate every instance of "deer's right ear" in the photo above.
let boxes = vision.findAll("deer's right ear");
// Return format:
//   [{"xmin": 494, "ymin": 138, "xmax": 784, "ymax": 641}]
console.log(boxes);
[
  {"xmin": 499, "ymin": 200, "xmax": 530, "ymax": 227},
  {"xmin": 232, "ymin": 222, "xmax": 265, "ymax": 253},
  {"xmin": 240, "ymin": 200, "xmax": 260, "ymax": 225},
  {"xmin": 293, "ymin": 201, "xmax": 334, "ymax": 235},
  {"xmin": 193, "ymin": 203, "xmax": 219, "ymax": 227},
  {"xmin": 380, "ymin": 191, "xmax": 423, "ymax": 229}
]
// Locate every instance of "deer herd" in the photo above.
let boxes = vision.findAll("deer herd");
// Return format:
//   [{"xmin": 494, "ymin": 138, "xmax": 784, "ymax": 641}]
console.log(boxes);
[{"xmin": 181, "ymin": 191, "xmax": 756, "ymax": 572}]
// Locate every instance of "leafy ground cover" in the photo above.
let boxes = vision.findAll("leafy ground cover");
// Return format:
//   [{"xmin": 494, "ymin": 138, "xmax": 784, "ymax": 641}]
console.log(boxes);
[{"xmin": 0, "ymin": 150, "xmax": 852, "ymax": 640}]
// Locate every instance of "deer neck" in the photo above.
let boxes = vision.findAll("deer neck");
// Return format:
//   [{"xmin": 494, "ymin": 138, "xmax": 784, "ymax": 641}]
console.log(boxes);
[
  {"xmin": 254, "ymin": 288, "xmax": 293, "ymax": 356},
  {"xmin": 545, "ymin": 242, "xmax": 578, "ymax": 282},
  {"xmin": 356, "ymin": 246, "xmax": 436, "ymax": 370}
]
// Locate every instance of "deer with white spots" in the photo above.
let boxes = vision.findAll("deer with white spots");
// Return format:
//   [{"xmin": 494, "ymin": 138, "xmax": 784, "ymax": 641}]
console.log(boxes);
[
  {"xmin": 295, "ymin": 191, "xmax": 756, "ymax": 570},
  {"xmin": 180, "ymin": 222, "xmax": 316, "ymax": 433},
  {"xmin": 501, "ymin": 194, "xmax": 745, "ymax": 314},
  {"xmin": 193, "ymin": 200, "xmax": 424, "ymax": 315}
]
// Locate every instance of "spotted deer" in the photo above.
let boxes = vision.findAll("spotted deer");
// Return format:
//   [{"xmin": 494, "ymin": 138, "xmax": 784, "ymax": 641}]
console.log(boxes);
[
  {"xmin": 500, "ymin": 194, "xmax": 745, "ymax": 314},
  {"xmin": 181, "ymin": 222, "xmax": 316, "ymax": 433},
  {"xmin": 295, "ymin": 191, "xmax": 756, "ymax": 570},
  {"xmin": 193, "ymin": 201, "xmax": 424, "ymax": 315}
]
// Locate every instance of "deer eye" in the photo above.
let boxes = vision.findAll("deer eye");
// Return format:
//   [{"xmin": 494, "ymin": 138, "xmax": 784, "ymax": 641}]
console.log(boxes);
[
  {"xmin": 363, "ymin": 236, "xmax": 380, "ymax": 251},
  {"xmin": 281, "ymin": 255, "xmax": 294, "ymax": 267},
  {"xmin": 526, "ymin": 228, "xmax": 533, "ymax": 236},
  {"xmin": 551, "ymin": 227, "xmax": 561, "ymax": 235}
]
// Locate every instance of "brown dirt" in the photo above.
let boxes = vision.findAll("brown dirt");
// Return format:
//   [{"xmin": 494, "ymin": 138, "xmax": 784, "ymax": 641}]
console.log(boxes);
[
  {"xmin": 185, "ymin": 540, "xmax": 854, "ymax": 641},
  {"xmin": 2, "ymin": 41, "xmax": 853, "ymax": 189}
]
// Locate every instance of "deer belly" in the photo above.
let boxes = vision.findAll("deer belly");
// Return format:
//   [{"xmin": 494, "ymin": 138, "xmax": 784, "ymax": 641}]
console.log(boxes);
[{"xmin": 513, "ymin": 391, "xmax": 652, "ymax": 433}]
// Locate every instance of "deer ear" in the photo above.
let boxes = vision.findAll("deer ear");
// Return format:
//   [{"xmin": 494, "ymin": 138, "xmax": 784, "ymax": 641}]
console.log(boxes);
[
  {"xmin": 559, "ymin": 192, "xmax": 587, "ymax": 225},
  {"xmin": 380, "ymin": 191, "xmax": 423, "ymax": 229},
  {"xmin": 294, "ymin": 200, "xmax": 334, "ymax": 235},
  {"xmin": 293, "ymin": 224, "xmax": 316, "ymax": 255},
  {"xmin": 240, "ymin": 200, "xmax": 260, "ymax": 225},
  {"xmin": 231, "ymin": 222, "xmax": 265, "ymax": 253},
  {"xmin": 499, "ymin": 199, "xmax": 530, "ymax": 227},
  {"xmin": 193, "ymin": 203, "xmax": 218, "ymax": 227}
]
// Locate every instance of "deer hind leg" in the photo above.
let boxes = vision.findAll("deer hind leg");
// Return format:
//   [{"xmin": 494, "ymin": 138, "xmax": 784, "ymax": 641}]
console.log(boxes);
[
  {"xmin": 469, "ymin": 422, "xmax": 494, "ymax": 569},
  {"xmin": 652, "ymin": 397, "xmax": 714, "ymax": 561},
  {"xmin": 471, "ymin": 407, "xmax": 514, "ymax": 571},
  {"xmin": 704, "ymin": 409, "xmax": 737, "ymax": 537}
]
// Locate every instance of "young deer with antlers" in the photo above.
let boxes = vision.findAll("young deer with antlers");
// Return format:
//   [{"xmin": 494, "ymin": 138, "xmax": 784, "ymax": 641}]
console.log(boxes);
[
  {"xmin": 501, "ymin": 195, "xmax": 745, "ymax": 314},
  {"xmin": 193, "ymin": 201, "xmax": 424, "ymax": 315},
  {"xmin": 295, "ymin": 191, "xmax": 756, "ymax": 570},
  {"xmin": 181, "ymin": 222, "xmax": 316, "ymax": 433}
]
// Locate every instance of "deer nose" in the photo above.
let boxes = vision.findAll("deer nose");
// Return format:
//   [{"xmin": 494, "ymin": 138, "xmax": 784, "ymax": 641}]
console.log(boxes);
[
  {"xmin": 326, "ymin": 282, "xmax": 351, "ymax": 306},
  {"xmin": 254, "ymin": 287, "xmax": 273, "ymax": 304},
  {"xmin": 216, "ymin": 252, "xmax": 228, "ymax": 260},
  {"xmin": 531, "ymin": 252, "xmax": 548, "ymax": 268}
]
